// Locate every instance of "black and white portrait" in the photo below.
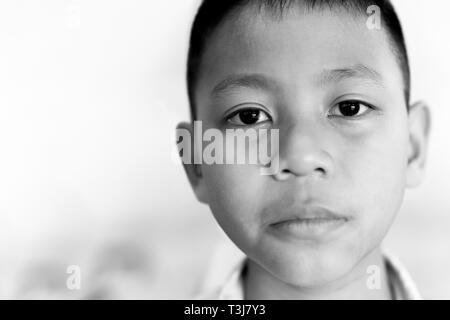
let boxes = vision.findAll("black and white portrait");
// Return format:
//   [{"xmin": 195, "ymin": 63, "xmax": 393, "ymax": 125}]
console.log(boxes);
[{"xmin": 0, "ymin": 0, "xmax": 449, "ymax": 302}]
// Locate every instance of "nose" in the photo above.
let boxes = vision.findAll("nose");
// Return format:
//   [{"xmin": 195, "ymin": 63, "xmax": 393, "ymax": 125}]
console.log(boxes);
[{"xmin": 272, "ymin": 120, "xmax": 334, "ymax": 181}]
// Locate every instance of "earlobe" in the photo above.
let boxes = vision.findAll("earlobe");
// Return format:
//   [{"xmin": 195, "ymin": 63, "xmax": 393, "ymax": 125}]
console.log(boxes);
[
  {"xmin": 406, "ymin": 101, "xmax": 431, "ymax": 188},
  {"xmin": 175, "ymin": 122, "xmax": 209, "ymax": 204}
]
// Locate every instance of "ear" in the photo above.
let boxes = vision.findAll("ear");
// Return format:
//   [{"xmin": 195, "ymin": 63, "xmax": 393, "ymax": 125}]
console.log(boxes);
[
  {"xmin": 406, "ymin": 101, "xmax": 431, "ymax": 188},
  {"xmin": 176, "ymin": 121, "xmax": 209, "ymax": 204}
]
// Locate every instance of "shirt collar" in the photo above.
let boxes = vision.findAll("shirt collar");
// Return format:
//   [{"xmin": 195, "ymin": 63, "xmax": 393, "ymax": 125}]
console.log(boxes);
[{"xmin": 383, "ymin": 250, "xmax": 422, "ymax": 300}]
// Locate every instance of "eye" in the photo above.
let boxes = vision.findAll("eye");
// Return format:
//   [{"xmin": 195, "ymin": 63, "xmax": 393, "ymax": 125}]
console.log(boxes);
[
  {"xmin": 329, "ymin": 100, "xmax": 373, "ymax": 118},
  {"xmin": 227, "ymin": 108, "xmax": 271, "ymax": 126}
]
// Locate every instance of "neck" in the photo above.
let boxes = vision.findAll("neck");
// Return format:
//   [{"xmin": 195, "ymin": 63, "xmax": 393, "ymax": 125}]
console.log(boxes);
[{"xmin": 244, "ymin": 246, "xmax": 392, "ymax": 300}]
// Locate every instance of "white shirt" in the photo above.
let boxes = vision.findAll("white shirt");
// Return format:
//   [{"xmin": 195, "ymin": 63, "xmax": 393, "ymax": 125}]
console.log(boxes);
[{"xmin": 195, "ymin": 240, "xmax": 421, "ymax": 300}]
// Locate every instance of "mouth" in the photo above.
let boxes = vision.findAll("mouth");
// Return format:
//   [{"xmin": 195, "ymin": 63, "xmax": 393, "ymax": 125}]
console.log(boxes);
[{"xmin": 267, "ymin": 207, "xmax": 351, "ymax": 241}]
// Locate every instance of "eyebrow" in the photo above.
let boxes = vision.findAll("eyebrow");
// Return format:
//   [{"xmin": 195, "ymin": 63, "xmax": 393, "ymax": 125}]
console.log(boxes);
[
  {"xmin": 211, "ymin": 74, "xmax": 275, "ymax": 99},
  {"xmin": 315, "ymin": 64, "xmax": 384, "ymax": 87},
  {"xmin": 210, "ymin": 64, "xmax": 384, "ymax": 99}
]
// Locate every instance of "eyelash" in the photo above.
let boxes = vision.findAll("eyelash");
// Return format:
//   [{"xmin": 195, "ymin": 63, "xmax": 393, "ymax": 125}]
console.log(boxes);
[
  {"xmin": 328, "ymin": 100, "xmax": 376, "ymax": 118},
  {"xmin": 225, "ymin": 100, "xmax": 376, "ymax": 126},
  {"xmin": 225, "ymin": 106, "xmax": 272, "ymax": 126}
]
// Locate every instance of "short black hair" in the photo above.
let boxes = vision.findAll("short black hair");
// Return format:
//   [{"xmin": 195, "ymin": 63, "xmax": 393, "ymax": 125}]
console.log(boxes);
[{"xmin": 187, "ymin": 0, "xmax": 410, "ymax": 119}]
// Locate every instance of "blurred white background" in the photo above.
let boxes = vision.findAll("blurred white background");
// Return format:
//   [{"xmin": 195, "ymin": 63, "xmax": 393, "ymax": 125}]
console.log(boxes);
[{"xmin": 0, "ymin": 0, "xmax": 449, "ymax": 299}]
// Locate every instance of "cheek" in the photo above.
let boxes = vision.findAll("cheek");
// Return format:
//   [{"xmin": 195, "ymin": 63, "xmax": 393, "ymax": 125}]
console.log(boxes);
[
  {"xmin": 339, "ymin": 121, "xmax": 409, "ymax": 245},
  {"xmin": 201, "ymin": 164, "xmax": 265, "ymax": 248}
]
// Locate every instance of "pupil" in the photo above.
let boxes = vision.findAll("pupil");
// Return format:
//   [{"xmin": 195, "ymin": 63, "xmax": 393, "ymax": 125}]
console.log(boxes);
[
  {"xmin": 239, "ymin": 110, "xmax": 259, "ymax": 124},
  {"xmin": 339, "ymin": 102, "xmax": 360, "ymax": 116}
]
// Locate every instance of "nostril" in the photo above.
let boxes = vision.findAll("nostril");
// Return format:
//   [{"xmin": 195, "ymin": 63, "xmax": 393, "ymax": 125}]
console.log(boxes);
[
  {"xmin": 278, "ymin": 167, "xmax": 326, "ymax": 177},
  {"xmin": 316, "ymin": 167, "xmax": 326, "ymax": 175}
]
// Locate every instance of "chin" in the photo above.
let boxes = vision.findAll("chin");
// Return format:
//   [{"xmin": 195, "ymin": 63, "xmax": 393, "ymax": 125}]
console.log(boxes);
[{"xmin": 262, "ymin": 245, "xmax": 362, "ymax": 288}]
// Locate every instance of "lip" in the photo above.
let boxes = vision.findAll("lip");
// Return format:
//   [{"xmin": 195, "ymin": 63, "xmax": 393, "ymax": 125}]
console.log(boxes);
[
  {"xmin": 267, "ymin": 207, "xmax": 351, "ymax": 241},
  {"xmin": 270, "ymin": 206, "xmax": 348, "ymax": 224}
]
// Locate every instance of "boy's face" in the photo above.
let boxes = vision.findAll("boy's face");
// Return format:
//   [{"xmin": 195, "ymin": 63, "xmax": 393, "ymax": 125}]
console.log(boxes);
[{"xmin": 185, "ymin": 7, "xmax": 428, "ymax": 287}]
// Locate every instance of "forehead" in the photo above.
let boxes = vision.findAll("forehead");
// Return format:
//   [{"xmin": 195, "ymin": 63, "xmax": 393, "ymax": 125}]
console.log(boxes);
[{"xmin": 195, "ymin": 6, "xmax": 403, "ymax": 112}]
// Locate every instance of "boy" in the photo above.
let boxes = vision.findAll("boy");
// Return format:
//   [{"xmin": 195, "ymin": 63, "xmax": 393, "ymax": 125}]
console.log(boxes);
[{"xmin": 177, "ymin": 0, "xmax": 431, "ymax": 299}]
